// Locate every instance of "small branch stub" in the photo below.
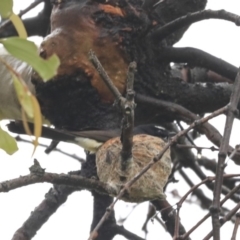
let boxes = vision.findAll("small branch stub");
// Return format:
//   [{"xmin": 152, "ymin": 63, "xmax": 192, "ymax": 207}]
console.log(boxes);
[{"xmin": 29, "ymin": 159, "xmax": 45, "ymax": 176}]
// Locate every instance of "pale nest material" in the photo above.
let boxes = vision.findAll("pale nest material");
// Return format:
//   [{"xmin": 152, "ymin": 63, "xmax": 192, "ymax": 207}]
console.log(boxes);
[{"xmin": 96, "ymin": 134, "xmax": 172, "ymax": 202}]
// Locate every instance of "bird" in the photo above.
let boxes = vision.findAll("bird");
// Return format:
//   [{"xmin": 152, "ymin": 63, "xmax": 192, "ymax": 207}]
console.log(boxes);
[
  {"xmin": 7, "ymin": 121, "xmax": 174, "ymax": 152},
  {"xmin": 8, "ymin": 121, "xmax": 173, "ymax": 202}
]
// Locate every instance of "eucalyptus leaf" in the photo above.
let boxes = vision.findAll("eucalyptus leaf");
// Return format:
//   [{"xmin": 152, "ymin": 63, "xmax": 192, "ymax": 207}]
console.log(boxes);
[
  {"xmin": 1, "ymin": 37, "xmax": 60, "ymax": 81},
  {"xmin": 13, "ymin": 74, "xmax": 34, "ymax": 118},
  {"xmin": 0, "ymin": 0, "xmax": 13, "ymax": 18},
  {"xmin": 0, "ymin": 126, "xmax": 18, "ymax": 155}
]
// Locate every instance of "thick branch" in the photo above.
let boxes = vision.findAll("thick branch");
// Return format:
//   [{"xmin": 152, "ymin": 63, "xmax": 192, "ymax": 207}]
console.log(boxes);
[
  {"xmin": 151, "ymin": 199, "xmax": 189, "ymax": 239},
  {"xmin": 0, "ymin": 171, "xmax": 116, "ymax": 196},
  {"xmin": 11, "ymin": 185, "xmax": 76, "ymax": 240},
  {"xmin": 160, "ymin": 47, "xmax": 238, "ymax": 80},
  {"xmin": 151, "ymin": 9, "xmax": 240, "ymax": 43}
]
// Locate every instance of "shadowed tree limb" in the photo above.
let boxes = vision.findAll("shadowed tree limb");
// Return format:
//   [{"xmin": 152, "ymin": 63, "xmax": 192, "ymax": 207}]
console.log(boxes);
[
  {"xmin": 160, "ymin": 47, "xmax": 238, "ymax": 80},
  {"xmin": 11, "ymin": 185, "xmax": 76, "ymax": 240},
  {"xmin": 179, "ymin": 169, "xmax": 212, "ymax": 210},
  {"xmin": 151, "ymin": 9, "xmax": 240, "ymax": 43},
  {"xmin": 11, "ymin": 165, "xmax": 80, "ymax": 240},
  {"xmin": 151, "ymin": 199, "xmax": 189, "ymax": 239}
]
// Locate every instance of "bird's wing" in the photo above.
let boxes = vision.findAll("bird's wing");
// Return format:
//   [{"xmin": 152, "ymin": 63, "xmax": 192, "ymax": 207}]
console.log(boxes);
[{"xmin": 7, "ymin": 121, "xmax": 120, "ymax": 144}]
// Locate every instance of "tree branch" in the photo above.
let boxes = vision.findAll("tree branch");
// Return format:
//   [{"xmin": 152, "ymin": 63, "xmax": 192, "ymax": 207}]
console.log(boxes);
[
  {"xmin": 135, "ymin": 93, "xmax": 240, "ymax": 165},
  {"xmin": 181, "ymin": 183, "xmax": 240, "ymax": 239},
  {"xmin": 160, "ymin": 47, "xmax": 238, "ymax": 80},
  {"xmin": 151, "ymin": 9, "xmax": 240, "ymax": 43},
  {"xmin": 0, "ymin": 161, "xmax": 116, "ymax": 196},
  {"xmin": 211, "ymin": 68, "xmax": 240, "ymax": 240}
]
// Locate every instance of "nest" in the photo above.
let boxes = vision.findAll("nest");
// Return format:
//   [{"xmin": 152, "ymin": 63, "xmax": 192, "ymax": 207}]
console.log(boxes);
[{"xmin": 96, "ymin": 134, "xmax": 171, "ymax": 202}]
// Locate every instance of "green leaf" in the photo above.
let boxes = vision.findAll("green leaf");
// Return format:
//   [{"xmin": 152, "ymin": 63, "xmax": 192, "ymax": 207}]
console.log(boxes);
[
  {"xmin": 0, "ymin": 0, "xmax": 13, "ymax": 18},
  {"xmin": 0, "ymin": 126, "xmax": 18, "ymax": 155},
  {"xmin": 9, "ymin": 13, "xmax": 27, "ymax": 39},
  {"xmin": 12, "ymin": 74, "xmax": 42, "ymax": 155},
  {"xmin": 0, "ymin": 37, "xmax": 60, "ymax": 81},
  {"xmin": 13, "ymin": 74, "xmax": 34, "ymax": 118}
]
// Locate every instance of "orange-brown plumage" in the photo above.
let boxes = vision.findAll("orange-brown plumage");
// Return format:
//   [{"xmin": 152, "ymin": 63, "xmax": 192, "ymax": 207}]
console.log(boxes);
[
  {"xmin": 39, "ymin": 2, "xmax": 129, "ymax": 102},
  {"xmin": 96, "ymin": 134, "xmax": 172, "ymax": 202}
]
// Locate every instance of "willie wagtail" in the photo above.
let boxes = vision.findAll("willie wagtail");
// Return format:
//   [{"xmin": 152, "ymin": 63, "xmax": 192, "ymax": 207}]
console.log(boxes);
[
  {"xmin": 8, "ymin": 121, "xmax": 174, "ymax": 202},
  {"xmin": 7, "ymin": 121, "xmax": 175, "ymax": 152}
]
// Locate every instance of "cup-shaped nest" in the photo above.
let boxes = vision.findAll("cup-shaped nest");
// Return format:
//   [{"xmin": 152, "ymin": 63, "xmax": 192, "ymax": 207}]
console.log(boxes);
[{"xmin": 96, "ymin": 134, "xmax": 172, "ymax": 202}]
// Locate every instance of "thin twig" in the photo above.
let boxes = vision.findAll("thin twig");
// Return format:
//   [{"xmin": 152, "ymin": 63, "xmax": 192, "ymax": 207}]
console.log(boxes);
[
  {"xmin": 176, "ymin": 144, "xmax": 219, "ymax": 152},
  {"xmin": 88, "ymin": 50, "xmax": 123, "ymax": 103},
  {"xmin": 89, "ymin": 105, "xmax": 228, "ymax": 239},
  {"xmin": 211, "ymin": 68, "xmax": 240, "ymax": 240},
  {"xmin": 120, "ymin": 62, "xmax": 136, "ymax": 170},
  {"xmin": 231, "ymin": 212, "xmax": 240, "ymax": 240},
  {"xmin": 180, "ymin": 183, "xmax": 240, "ymax": 240},
  {"xmin": 173, "ymin": 174, "xmax": 240, "ymax": 240},
  {"xmin": 179, "ymin": 169, "xmax": 212, "ymax": 210},
  {"xmin": 89, "ymin": 50, "xmax": 137, "ymax": 171},
  {"xmin": 135, "ymin": 94, "xmax": 240, "ymax": 164},
  {"xmin": 203, "ymin": 202, "xmax": 240, "ymax": 240}
]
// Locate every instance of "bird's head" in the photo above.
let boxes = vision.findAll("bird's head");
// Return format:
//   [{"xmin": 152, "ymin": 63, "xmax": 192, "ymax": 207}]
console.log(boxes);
[{"xmin": 133, "ymin": 125, "xmax": 175, "ymax": 141}]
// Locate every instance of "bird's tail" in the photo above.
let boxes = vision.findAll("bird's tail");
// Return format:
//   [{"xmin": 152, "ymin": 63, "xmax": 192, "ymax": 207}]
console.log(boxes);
[{"xmin": 7, "ymin": 121, "xmax": 76, "ymax": 143}]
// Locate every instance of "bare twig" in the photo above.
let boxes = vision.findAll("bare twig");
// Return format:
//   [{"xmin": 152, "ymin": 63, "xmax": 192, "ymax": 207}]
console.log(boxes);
[
  {"xmin": 231, "ymin": 212, "xmax": 240, "ymax": 240},
  {"xmin": 114, "ymin": 225, "xmax": 145, "ymax": 240},
  {"xmin": 203, "ymin": 202, "xmax": 240, "ymax": 240},
  {"xmin": 0, "ymin": 160, "xmax": 116, "ymax": 196},
  {"xmin": 173, "ymin": 174, "xmax": 240, "ymax": 240},
  {"xmin": 179, "ymin": 169, "xmax": 212, "ymax": 210},
  {"xmin": 88, "ymin": 50, "xmax": 123, "ymax": 103},
  {"xmin": 211, "ymin": 69, "xmax": 240, "ymax": 240},
  {"xmin": 180, "ymin": 183, "xmax": 240, "ymax": 240},
  {"xmin": 120, "ymin": 62, "xmax": 136, "ymax": 170},
  {"xmin": 88, "ymin": 51, "xmax": 140, "ymax": 238},
  {"xmin": 89, "ymin": 51, "xmax": 137, "ymax": 170},
  {"xmin": 89, "ymin": 105, "xmax": 228, "ymax": 239},
  {"xmin": 151, "ymin": 199, "xmax": 189, "ymax": 239},
  {"xmin": 176, "ymin": 144, "xmax": 219, "ymax": 152},
  {"xmin": 135, "ymin": 93, "xmax": 240, "ymax": 164}
]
